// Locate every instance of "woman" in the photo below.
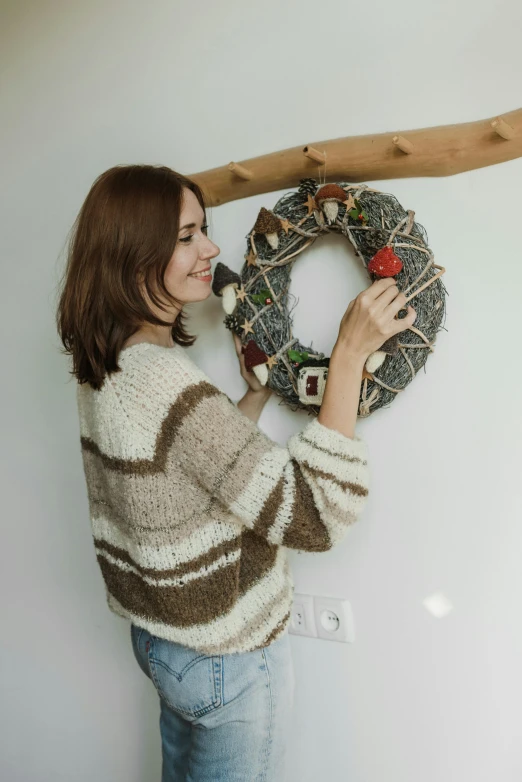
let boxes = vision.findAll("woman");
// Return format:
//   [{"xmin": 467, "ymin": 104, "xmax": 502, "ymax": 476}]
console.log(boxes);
[{"xmin": 56, "ymin": 164, "xmax": 416, "ymax": 782}]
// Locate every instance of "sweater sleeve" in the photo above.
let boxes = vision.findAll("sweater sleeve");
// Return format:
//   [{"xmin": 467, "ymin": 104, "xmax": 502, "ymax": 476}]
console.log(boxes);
[{"xmin": 158, "ymin": 352, "xmax": 370, "ymax": 552}]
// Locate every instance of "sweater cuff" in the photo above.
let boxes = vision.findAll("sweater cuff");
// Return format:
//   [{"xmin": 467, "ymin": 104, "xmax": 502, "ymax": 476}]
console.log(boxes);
[{"xmin": 298, "ymin": 417, "xmax": 368, "ymax": 462}]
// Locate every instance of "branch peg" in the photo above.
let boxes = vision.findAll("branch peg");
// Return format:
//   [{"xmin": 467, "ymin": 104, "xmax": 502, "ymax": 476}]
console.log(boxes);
[
  {"xmin": 392, "ymin": 135, "xmax": 414, "ymax": 154},
  {"xmin": 491, "ymin": 116, "xmax": 515, "ymax": 140},
  {"xmin": 303, "ymin": 145, "xmax": 326, "ymax": 164},
  {"xmin": 228, "ymin": 162, "xmax": 254, "ymax": 180}
]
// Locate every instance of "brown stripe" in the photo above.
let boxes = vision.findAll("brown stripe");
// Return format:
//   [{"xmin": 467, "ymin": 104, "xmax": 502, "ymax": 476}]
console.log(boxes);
[
  {"xmin": 80, "ymin": 381, "xmax": 225, "ymax": 475},
  {"xmin": 253, "ymin": 473, "xmax": 286, "ymax": 540},
  {"xmin": 258, "ymin": 610, "xmax": 291, "ymax": 648},
  {"xmin": 283, "ymin": 467, "xmax": 332, "ymax": 551},
  {"xmin": 300, "ymin": 459, "xmax": 368, "ymax": 497},
  {"xmin": 81, "ymin": 381, "xmax": 269, "ymax": 526},
  {"xmin": 94, "ymin": 534, "xmax": 243, "ymax": 580},
  {"xmin": 98, "ymin": 552, "xmax": 238, "ymax": 626},
  {"xmin": 97, "ymin": 529, "xmax": 282, "ymax": 627},
  {"xmin": 253, "ymin": 466, "xmax": 333, "ymax": 552},
  {"xmin": 237, "ymin": 529, "xmax": 278, "ymax": 592},
  {"xmin": 298, "ymin": 431, "xmax": 367, "ymax": 465}
]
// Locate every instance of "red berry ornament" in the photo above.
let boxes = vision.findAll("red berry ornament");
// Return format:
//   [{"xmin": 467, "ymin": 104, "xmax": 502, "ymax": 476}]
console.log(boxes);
[
  {"xmin": 265, "ymin": 297, "xmax": 273, "ymax": 305},
  {"xmin": 367, "ymin": 246, "xmax": 403, "ymax": 277}
]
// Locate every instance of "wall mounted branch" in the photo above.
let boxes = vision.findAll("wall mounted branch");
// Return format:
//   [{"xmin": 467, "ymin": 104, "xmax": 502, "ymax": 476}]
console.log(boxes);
[{"xmin": 187, "ymin": 108, "xmax": 522, "ymax": 207}]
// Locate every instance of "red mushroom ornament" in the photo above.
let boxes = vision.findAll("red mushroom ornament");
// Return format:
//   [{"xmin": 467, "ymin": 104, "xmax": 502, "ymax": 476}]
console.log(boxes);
[
  {"xmin": 367, "ymin": 246, "xmax": 403, "ymax": 277},
  {"xmin": 242, "ymin": 339, "xmax": 269, "ymax": 386},
  {"xmin": 314, "ymin": 184, "xmax": 348, "ymax": 224}
]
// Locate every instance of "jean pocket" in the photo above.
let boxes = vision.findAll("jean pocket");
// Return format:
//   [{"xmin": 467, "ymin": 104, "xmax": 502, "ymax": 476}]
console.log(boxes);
[{"xmin": 147, "ymin": 635, "xmax": 223, "ymax": 719}]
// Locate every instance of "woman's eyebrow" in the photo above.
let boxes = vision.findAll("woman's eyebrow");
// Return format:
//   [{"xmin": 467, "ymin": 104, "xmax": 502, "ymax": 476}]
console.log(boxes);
[{"xmin": 179, "ymin": 218, "xmax": 207, "ymax": 232}]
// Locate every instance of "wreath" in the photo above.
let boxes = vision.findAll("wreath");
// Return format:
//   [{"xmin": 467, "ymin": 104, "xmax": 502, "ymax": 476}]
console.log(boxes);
[{"xmin": 212, "ymin": 179, "xmax": 447, "ymax": 417}]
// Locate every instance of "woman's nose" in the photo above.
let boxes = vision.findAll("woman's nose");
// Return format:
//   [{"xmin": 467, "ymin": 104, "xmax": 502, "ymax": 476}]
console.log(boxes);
[{"xmin": 202, "ymin": 238, "xmax": 220, "ymax": 259}]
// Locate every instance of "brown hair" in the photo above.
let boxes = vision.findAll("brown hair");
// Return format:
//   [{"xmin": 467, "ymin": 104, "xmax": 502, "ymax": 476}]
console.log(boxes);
[{"xmin": 55, "ymin": 164, "xmax": 207, "ymax": 390}]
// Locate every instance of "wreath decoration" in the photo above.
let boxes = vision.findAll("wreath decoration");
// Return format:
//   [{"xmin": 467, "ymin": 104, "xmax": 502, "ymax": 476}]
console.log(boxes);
[{"xmin": 212, "ymin": 179, "xmax": 447, "ymax": 417}]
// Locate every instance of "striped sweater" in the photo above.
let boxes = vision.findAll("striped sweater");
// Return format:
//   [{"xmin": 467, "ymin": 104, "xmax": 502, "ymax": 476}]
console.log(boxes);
[{"xmin": 76, "ymin": 342, "xmax": 370, "ymax": 655}]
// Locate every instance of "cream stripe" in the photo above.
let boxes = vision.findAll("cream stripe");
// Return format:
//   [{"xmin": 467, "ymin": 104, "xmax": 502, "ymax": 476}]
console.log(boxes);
[
  {"xmin": 91, "ymin": 514, "xmax": 241, "ymax": 569},
  {"xmin": 95, "ymin": 546, "xmax": 241, "ymax": 587},
  {"xmin": 294, "ymin": 418, "xmax": 368, "ymax": 461},
  {"xmin": 108, "ymin": 546, "xmax": 292, "ymax": 651},
  {"xmin": 228, "ymin": 446, "xmax": 290, "ymax": 525},
  {"xmin": 77, "ymin": 352, "xmax": 208, "ymax": 460},
  {"xmin": 268, "ymin": 462, "xmax": 296, "ymax": 544},
  {"xmin": 287, "ymin": 436, "xmax": 370, "ymax": 486}
]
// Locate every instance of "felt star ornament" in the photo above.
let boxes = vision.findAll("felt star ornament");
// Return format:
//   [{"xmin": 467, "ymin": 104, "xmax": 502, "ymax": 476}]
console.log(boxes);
[
  {"xmin": 279, "ymin": 218, "xmax": 292, "ymax": 235},
  {"xmin": 343, "ymin": 194, "xmax": 356, "ymax": 211},
  {"xmin": 240, "ymin": 319, "xmax": 255, "ymax": 336},
  {"xmin": 303, "ymin": 193, "xmax": 318, "ymax": 215},
  {"xmin": 245, "ymin": 248, "xmax": 258, "ymax": 267},
  {"xmin": 266, "ymin": 354, "xmax": 278, "ymax": 370},
  {"xmin": 235, "ymin": 287, "xmax": 247, "ymax": 302}
]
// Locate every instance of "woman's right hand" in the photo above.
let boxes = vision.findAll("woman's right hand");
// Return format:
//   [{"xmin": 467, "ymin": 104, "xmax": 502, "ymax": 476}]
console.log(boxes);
[{"xmin": 336, "ymin": 277, "xmax": 417, "ymax": 360}]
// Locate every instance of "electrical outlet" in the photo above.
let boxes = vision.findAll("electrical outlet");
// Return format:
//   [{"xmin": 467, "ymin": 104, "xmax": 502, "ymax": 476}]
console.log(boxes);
[
  {"xmin": 289, "ymin": 593, "xmax": 355, "ymax": 643},
  {"xmin": 289, "ymin": 593, "xmax": 317, "ymax": 638},
  {"xmin": 313, "ymin": 596, "xmax": 355, "ymax": 643}
]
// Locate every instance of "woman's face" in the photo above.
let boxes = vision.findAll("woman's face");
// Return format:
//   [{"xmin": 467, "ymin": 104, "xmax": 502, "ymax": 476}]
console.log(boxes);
[{"xmin": 163, "ymin": 187, "xmax": 220, "ymax": 309}]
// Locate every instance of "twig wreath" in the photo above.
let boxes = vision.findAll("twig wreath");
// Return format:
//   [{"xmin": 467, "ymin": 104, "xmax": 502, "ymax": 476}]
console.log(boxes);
[{"xmin": 212, "ymin": 179, "xmax": 447, "ymax": 418}]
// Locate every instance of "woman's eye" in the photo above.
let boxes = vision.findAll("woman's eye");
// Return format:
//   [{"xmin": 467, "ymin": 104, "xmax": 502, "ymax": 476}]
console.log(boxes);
[{"xmin": 179, "ymin": 225, "xmax": 209, "ymax": 244}]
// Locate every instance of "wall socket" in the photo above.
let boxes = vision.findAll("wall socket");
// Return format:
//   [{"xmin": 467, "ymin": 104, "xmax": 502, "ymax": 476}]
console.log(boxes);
[{"xmin": 289, "ymin": 592, "xmax": 355, "ymax": 643}]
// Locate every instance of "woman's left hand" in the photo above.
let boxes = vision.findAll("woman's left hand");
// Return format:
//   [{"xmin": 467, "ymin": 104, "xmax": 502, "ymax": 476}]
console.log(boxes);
[{"xmin": 232, "ymin": 332, "xmax": 272, "ymax": 395}]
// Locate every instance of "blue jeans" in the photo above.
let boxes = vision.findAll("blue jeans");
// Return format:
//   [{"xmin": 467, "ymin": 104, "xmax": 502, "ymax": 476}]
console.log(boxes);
[{"xmin": 130, "ymin": 622, "xmax": 295, "ymax": 781}]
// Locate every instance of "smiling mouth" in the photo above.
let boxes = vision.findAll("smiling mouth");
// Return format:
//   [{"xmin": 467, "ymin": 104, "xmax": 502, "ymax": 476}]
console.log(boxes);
[{"xmin": 189, "ymin": 268, "xmax": 212, "ymax": 279}]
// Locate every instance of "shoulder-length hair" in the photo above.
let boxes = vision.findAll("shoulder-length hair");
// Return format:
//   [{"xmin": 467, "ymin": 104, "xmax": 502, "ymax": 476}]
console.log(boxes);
[{"xmin": 55, "ymin": 164, "xmax": 207, "ymax": 390}]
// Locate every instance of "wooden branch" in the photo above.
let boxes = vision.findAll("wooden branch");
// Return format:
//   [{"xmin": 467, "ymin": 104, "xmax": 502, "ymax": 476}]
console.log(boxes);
[{"xmin": 187, "ymin": 108, "xmax": 522, "ymax": 207}]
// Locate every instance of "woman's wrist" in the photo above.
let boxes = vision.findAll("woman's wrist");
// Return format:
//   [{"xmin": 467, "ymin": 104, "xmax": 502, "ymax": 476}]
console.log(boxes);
[
  {"xmin": 237, "ymin": 386, "xmax": 271, "ymax": 423},
  {"xmin": 332, "ymin": 339, "xmax": 367, "ymax": 368},
  {"xmin": 245, "ymin": 385, "xmax": 272, "ymax": 398}
]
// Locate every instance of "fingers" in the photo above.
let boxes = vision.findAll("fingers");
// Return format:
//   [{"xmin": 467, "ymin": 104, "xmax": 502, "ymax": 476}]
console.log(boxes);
[
  {"xmin": 377, "ymin": 283, "xmax": 404, "ymax": 312},
  {"xmin": 382, "ymin": 286, "xmax": 407, "ymax": 319},
  {"xmin": 391, "ymin": 306, "xmax": 417, "ymax": 334},
  {"xmin": 232, "ymin": 332, "xmax": 241, "ymax": 354},
  {"xmin": 363, "ymin": 277, "xmax": 397, "ymax": 301}
]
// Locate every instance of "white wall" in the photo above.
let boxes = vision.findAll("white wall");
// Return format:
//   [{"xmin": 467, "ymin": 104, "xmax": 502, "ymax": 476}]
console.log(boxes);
[{"xmin": 2, "ymin": 1, "xmax": 522, "ymax": 780}]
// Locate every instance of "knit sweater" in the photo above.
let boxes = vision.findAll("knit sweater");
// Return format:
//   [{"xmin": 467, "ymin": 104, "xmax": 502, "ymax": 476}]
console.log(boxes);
[{"xmin": 76, "ymin": 342, "xmax": 370, "ymax": 655}]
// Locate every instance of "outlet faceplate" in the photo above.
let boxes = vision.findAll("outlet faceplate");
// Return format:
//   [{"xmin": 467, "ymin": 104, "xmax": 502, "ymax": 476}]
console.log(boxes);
[
  {"xmin": 289, "ymin": 593, "xmax": 317, "ymax": 638},
  {"xmin": 289, "ymin": 593, "xmax": 355, "ymax": 643},
  {"xmin": 314, "ymin": 596, "xmax": 355, "ymax": 643}
]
